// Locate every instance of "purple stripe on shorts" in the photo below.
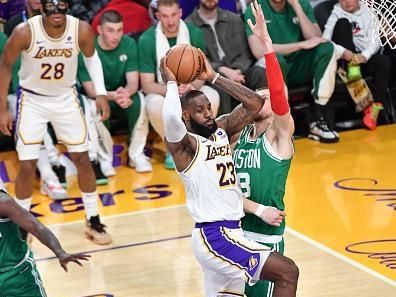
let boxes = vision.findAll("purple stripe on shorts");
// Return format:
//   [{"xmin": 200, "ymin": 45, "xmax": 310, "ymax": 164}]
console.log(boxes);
[
  {"xmin": 201, "ymin": 226, "xmax": 261, "ymax": 280},
  {"xmin": 20, "ymin": 87, "xmax": 48, "ymax": 96}
]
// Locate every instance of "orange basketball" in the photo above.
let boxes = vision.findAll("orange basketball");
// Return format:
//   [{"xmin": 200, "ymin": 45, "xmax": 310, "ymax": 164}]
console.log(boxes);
[{"xmin": 165, "ymin": 44, "xmax": 204, "ymax": 84}]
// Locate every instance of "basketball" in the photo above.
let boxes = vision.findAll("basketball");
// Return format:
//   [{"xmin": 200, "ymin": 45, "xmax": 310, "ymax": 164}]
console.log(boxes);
[{"xmin": 165, "ymin": 44, "xmax": 204, "ymax": 84}]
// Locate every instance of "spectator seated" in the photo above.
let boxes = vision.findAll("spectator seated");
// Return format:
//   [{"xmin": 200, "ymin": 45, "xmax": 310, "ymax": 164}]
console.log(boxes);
[
  {"xmin": 185, "ymin": 1, "xmax": 267, "ymax": 116},
  {"xmin": 288, "ymin": 0, "xmax": 395, "ymax": 135},
  {"xmin": 322, "ymin": 0, "xmax": 395, "ymax": 125}
]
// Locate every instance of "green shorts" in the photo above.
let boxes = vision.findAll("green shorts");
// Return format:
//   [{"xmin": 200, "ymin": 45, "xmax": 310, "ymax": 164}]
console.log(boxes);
[
  {"xmin": 245, "ymin": 238, "xmax": 284, "ymax": 297},
  {"xmin": 0, "ymin": 254, "xmax": 47, "ymax": 297}
]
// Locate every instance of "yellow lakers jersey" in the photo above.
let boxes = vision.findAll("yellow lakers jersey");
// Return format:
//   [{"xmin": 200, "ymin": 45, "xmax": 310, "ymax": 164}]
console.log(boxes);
[
  {"xmin": 19, "ymin": 15, "xmax": 80, "ymax": 96},
  {"xmin": 179, "ymin": 128, "xmax": 244, "ymax": 223}
]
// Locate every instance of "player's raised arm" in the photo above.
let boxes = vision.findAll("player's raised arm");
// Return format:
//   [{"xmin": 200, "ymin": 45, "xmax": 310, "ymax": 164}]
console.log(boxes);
[
  {"xmin": 0, "ymin": 23, "xmax": 31, "ymax": 136},
  {"xmin": 249, "ymin": 1, "xmax": 294, "ymax": 138},
  {"xmin": 196, "ymin": 49, "xmax": 263, "ymax": 139},
  {"xmin": 0, "ymin": 190, "xmax": 90, "ymax": 272},
  {"xmin": 160, "ymin": 57, "xmax": 197, "ymax": 172}
]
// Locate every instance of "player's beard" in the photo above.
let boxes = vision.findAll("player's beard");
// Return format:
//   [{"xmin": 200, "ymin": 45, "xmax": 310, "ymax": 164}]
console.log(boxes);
[{"xmin": 190, "ymin": 117, "xmax": 218, "ymax": 138}]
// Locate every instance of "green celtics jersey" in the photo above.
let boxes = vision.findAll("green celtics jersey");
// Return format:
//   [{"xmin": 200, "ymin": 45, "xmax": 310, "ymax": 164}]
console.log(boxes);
[
  {"xmin": 244, "ymin": 0, "xmax": 317, "ymax": 45},
  {"xmin": 78, "ymin": 35, "xmax": 138, "ymax": 92},
  {"xmin": 0, "ymin": 217, "xmax": 29, "ymax": 273},
  {"xmin": 233, "ymin": 125, "xmax": 292, "ymax": 236}
]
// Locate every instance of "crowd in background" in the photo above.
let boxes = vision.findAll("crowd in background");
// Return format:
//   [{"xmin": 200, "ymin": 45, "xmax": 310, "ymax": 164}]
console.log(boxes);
[{"xmin": 0, "ymin": 0, "xmax": 396, "ymax": 200}]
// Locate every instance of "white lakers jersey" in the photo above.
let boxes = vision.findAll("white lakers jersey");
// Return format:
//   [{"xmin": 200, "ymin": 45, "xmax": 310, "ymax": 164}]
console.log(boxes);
[
  {"xmin": 19, "ymin": 15, "xmax": 80, "ymax": 96},
  {"xmin": 179, "ymin": 128, "xmax": 244, "ymax": 223}
]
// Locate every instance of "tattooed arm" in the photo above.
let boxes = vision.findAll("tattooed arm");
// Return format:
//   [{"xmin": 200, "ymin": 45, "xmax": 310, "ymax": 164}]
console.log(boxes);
[
  {"xmin": 196, "ymin": 49, "xmax": 264, "ymax": 139},
  {"xmin": 214, "ymin": 75, "xmax": 263, "ymax": 138}
]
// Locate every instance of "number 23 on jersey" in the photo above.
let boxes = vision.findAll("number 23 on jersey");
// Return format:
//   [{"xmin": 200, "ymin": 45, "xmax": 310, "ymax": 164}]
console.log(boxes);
[{"xmin": 217, "ymin": 162, "xmax": 237, "ymax": 188}]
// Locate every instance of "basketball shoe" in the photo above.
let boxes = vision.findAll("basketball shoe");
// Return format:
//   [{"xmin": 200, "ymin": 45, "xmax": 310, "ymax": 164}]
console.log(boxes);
[
  {"xmin": 91, "ymin": 160, "xmax": 108, "ymax": 185},
  {"xmin": 52, "ymin": 164, "xmax": 67, "ymax": 188},
  {"xmin": 129, "ymin": 153, "xmax": 152, "ymax": 173},
  {"xmin": 100, "ymin": 161, "xmax": 116, "ymax": 177},
  {"xmin": 363, "ymin": 102, "xmax": 383, "ymax": 130},
  {"xmin": 164, "ymin": 152, "xmax": 175, "ymax": 170},
  {"xmin": 308, "ymin": 117, "xmax": 339, "ymax": 143},
  {"xmin": 40, "ymin": 176, "xmax": 68, "ymax": 200},
  {"xmin": 85, "ymin": 215, "xmax": 112, "ymax": 245}
]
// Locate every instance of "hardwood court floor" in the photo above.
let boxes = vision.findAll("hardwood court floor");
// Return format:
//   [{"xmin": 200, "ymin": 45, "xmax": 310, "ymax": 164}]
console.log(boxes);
[
  {"xmin": 2, "ymin": 125, "xmax": 396, "ymax": 296},
  {"xmin": 33, "ymin": 206, "xmax": 395, "ymax": 297}
]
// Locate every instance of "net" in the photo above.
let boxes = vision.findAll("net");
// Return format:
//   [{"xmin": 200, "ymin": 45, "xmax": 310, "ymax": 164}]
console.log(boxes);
[{"xmin": 361, "ymin": 0, "xmax": 396, "ymax": 49}]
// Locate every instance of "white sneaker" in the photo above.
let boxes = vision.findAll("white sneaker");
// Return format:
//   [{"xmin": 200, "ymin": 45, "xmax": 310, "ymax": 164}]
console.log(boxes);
[
  {"xmin": 308, "ymin": 118, "xmax": 339, "ymax": 143},
  {"xmin": 129, "ymin": 154, "xmax": 152, "ymax": 173},
  {"xmin": 40, "ymin": 178, "xmax": 68, "ymax": 200},
  {"xmin": 100, "ymin": 161, "xmax": 116, "ymax": 177}
]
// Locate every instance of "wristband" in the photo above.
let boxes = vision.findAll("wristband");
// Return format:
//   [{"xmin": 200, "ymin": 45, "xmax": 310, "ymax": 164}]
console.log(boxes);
[
  {"xmin": 211, "ymin": 72, "xmax": 220, "ymax": 84},
  {"xmin": 254, "ymin": 204, "xmax": 268, "ymax": 217}
]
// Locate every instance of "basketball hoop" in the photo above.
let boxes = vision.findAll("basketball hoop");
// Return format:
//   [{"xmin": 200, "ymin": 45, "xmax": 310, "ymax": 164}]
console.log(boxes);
[{"xmin": 361, "ymin": 0, "xmax": 396, "ymax": 49}]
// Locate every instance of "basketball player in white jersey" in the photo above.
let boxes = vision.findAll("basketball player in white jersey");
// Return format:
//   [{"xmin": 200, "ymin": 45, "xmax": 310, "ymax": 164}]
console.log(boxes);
[
  {"xmin": 0, "ymin": 0, "xmax": 112, "ymax": 245},
  {"xmin": 160, "ymin": 3, "xmax": 298, "ymax": 296}
]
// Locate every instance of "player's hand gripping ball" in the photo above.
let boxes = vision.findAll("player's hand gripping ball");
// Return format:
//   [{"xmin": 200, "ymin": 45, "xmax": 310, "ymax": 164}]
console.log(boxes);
[{"xmin": 165, "ymin": 44, "xmax": 204, "ymax": 84}]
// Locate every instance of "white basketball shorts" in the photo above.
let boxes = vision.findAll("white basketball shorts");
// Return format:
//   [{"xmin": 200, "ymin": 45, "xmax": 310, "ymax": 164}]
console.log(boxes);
[
  {"xmin": 15, "ymin": 88, "xmax": 88, "ymax": 160},
  {"xmin": 192, "ymin": 220, "xmax": 273, "ymax": 297}
]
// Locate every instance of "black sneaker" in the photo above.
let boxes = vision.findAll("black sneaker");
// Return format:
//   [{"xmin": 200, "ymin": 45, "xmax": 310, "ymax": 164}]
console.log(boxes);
[
  {"xmin": 91, "ymin": 161, "xmax": 108, "ymax": 185},
  {"xmin": 85, "ymin": 215, "xmax": 112, "ymax": 245},
  {"xmin": 52, "ymin": 164, "xmax": 67, "ymax": 188},
  {"xmin": 308, "ymin": 118, "xmax": 339, "ymax": 143}
]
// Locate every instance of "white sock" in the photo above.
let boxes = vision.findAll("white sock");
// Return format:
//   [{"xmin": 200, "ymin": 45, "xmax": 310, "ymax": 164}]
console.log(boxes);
[
  {"xmin": 15, "ymin": 197, "xmax": 32, "ymax": 211},
  {"xmin": 82, "ymin": 192, "xmax": 99, "ymax": 219}
]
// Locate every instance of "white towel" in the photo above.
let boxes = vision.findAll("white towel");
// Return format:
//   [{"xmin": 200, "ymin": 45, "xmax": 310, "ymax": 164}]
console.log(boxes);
[{"xmin": 156, "ymin": 19, "xmax": 190, "ymax": 84}]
